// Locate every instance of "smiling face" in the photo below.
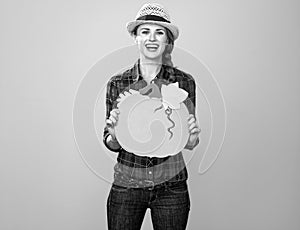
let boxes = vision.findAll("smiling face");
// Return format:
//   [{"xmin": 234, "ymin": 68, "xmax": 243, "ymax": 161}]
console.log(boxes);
[{"xmin": 134, "ymin": 23, "xmax": 168, "ymax": 63}]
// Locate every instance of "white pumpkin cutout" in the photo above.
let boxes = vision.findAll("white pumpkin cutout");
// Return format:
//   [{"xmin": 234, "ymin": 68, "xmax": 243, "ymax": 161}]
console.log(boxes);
[{"xmin": 115, "ymin": 83, "xmax": 190, "ymax": 157}]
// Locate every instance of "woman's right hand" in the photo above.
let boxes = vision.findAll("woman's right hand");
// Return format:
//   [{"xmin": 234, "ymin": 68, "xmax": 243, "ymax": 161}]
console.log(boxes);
[{"xmin": 106, "ymin": 108, "xmax": 120, "ymax": 140}]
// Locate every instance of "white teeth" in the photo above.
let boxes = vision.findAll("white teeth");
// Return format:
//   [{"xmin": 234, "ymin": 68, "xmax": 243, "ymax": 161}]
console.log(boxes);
[
  {"xmin": 146, "ymin": 44, "xmax": 159, "ymax": 48},
  {"xmin": 146, "ymin": 46, "xmax": 158, "ymax": 51}
]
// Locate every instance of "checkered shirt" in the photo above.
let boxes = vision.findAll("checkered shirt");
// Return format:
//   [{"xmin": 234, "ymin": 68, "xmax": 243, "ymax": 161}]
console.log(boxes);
[{"xmin": 103, "ymin": 59, "xmax": 199, "ymax": 186}]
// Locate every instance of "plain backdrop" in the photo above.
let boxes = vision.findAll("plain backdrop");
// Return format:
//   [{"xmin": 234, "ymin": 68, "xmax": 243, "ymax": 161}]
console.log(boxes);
[{"xmin": 0, "ymin": 0, "xmax": 300, "ymax": 229}]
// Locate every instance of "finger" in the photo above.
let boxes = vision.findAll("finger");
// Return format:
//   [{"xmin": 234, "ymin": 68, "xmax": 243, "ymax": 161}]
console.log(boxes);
[
  {"xmin": 129, "ymin": 89, "xmax": 139, "ymax": 94},
  {"xmin": 123, "ymin": 91, "xmax": 131, "ymax": 97},
  {"xmin": 109, "ymin": 116, "xmax": 117, "ymax": 124},
  {"xmin": 187, "ymin": 114, "xmax": 194, "ymax": 120},
  {"xmin": 189, "ymin": 123, "xmax": 200, "ymax": 132},
  {"xmin": 106, "ymin": 119, "xmax": 114, "ymax": 127},
  {"xmin": 110, "ymin": 110, "xmax": 120, "ymax": 119},
  {"xmin": 110, "ymin": 113, "xmax": 119, "ymax": 123},
  {"xmin": 190, "ymin": 127, "xmax": 201, "ymax": 134},
  {"xmin": 110, "ymin": 112, "xmax": 118, "ymax": 119},
  {"xmin": 188, "ymin": 122, "xmax": 197, "ymax": 131},
  {"xmin": 187, "ymin": 117, "xmax": 196, "ymax": 125},
  {"xmin": 110, "ymin": 109, "xmax": 120, "ymax": 114},
  {"xmin": 187, "ymin": 114, "xmax": 197, "ymax": 123}
]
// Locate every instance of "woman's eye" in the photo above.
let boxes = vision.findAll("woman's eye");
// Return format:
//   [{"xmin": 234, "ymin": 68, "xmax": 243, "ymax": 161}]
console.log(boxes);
[
  {"xmin": 141, "ymin": 31, "xmax": 149, "ymax": 34},
  {"xmin": 157, "ymin": 31, "xmax": 165, "ymax": 35}
]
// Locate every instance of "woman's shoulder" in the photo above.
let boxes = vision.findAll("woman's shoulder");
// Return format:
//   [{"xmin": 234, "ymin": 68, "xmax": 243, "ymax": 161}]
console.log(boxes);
[
  {"xmin": 109, "ymin": 68, "xmax": 134, "ymax": 81},
  {"xmin": 171, "ymin": 66, "xmax": 196, "ymax": 82},
  {"xmin": 107, "ymin": 65, "xmax": 136, "ymax": 84}
]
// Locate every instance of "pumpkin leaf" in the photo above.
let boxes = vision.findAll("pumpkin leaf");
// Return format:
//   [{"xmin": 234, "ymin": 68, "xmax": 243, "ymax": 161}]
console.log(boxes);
[{"xmin": 161, "ymin": 82, "xmax": 188, "ymax": 110}]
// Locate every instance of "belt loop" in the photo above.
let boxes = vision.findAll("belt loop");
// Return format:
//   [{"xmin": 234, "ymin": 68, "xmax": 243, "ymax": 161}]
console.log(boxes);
[
  {"xmin": 163, "ymin": 181, "xmax": 168, "ymax": 191},
  {"xmin": 144, "ymin": 180, "xmax": 155, "ymax": 190}
]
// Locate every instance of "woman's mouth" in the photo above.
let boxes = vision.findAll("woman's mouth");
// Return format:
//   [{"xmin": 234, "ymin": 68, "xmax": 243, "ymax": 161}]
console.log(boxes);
[{"xmin": 145, "ymin": 44, "xmax": 159, "ymax": 51}]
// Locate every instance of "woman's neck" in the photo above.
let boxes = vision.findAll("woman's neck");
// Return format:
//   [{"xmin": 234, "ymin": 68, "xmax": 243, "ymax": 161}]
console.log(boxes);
[{"xmin": 139, "ymin": 57, "xmax": 162, "ymax": 84}]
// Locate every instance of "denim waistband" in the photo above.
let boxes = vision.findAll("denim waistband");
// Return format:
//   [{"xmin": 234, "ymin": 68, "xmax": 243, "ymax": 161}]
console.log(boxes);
[
  {"xmin": 112, "ymin": 178, "xmax": 187, "ymax": 190},
  {"xmin": 117, "ymin": 150, "xmax": 172, "ymax": 168}
]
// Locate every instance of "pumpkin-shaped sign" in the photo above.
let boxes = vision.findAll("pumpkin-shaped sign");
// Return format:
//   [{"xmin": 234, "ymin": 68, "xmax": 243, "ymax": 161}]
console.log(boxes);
[{"xmin": 115, "ymin": 82, "xmax": 190, "ymax": 157}]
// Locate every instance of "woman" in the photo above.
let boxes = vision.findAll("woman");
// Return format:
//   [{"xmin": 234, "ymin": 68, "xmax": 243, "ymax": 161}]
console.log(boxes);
[{"xmin": 103, "ymin": 3, "xmax": 201, "ymax": 230}]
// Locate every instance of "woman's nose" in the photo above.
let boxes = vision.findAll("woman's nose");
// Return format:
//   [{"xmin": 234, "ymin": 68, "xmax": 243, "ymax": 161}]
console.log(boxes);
[{"xmin": 149, "ymin": 32, "xmax": 156, "ymax": 41}]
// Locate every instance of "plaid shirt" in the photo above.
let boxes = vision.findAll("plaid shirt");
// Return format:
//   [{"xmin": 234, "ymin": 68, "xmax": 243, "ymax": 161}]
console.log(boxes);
[{"xmin": 103, "ymin": 59, "xmax": 199, "ymax": 187}]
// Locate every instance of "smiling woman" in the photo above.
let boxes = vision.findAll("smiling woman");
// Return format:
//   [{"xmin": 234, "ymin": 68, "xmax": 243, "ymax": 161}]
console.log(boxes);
[
  {"xmin": 134, "ymin": 24, "xmax": 168, "ymax": 63},
  {"xmin": 133, "ymin": 24, "xmax": 169, "ymax": 84},
  {"xmin": 103, "ymin": 3, "xmax": 201, "ymax": 230}
]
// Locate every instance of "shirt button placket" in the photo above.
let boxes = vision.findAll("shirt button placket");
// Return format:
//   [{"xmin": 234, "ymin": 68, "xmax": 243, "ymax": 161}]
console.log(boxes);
[{"xmin": 147, "ymin": 158, "xmax": 154, "ymax": 181}]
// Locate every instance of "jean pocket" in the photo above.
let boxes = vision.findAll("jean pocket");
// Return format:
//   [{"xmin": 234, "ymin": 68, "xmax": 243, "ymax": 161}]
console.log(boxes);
[
  {"xmin": 166, "ymin": 180, "xmax": 188, "ymax": 194},
  {"xmin": 111, "ymin": 183, "xmax": 130, "ymax": 192}
]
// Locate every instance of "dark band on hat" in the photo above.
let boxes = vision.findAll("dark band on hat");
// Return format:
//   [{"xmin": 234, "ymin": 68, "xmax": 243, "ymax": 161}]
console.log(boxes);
[{"xmin": 136, "ymin": 15, "xmax": 170, "ymax": 23}]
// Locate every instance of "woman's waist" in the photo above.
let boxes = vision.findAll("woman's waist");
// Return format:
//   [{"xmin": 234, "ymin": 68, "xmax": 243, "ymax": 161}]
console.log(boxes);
[
  {"xmin": 117, "ymin": 150, "xmax": 185, "ymax": 168},
  {"xmin": 114, "ymin": 151, "xmax": 188, "ymax": 185}
]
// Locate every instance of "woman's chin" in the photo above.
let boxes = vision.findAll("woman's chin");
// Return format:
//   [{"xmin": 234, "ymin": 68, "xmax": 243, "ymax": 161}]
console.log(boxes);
[{"xmin": 143, "ymin": 54, "xmax": 163, "ymax": 61}]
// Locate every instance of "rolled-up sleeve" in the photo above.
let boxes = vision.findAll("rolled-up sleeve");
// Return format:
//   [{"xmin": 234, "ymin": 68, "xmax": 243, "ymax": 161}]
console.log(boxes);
[
  {"xmin": 180, "ymin": 74, "xmax": 200, "ymax": 150},
  {"xmin": 103, "ymin": 78, "xmax": 121, "ymax": 152}
]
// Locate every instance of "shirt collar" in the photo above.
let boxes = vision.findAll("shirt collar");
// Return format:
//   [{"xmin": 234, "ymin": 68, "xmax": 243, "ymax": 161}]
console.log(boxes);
[{"xmin": 131, "ymin": 59, "xmax": 171, "ymax": 83}]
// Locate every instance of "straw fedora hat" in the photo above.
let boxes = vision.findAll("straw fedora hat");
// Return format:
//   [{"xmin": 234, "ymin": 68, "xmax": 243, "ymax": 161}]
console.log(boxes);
[{"xmin": 126, "ymin": 3, "xmax": 179, "ymax": 40}]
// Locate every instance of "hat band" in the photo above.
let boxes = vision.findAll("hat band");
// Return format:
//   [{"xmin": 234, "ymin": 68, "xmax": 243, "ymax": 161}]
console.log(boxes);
[{"xmin": 136, "ymin": 15, "xmax": 170, "ymax": 23}]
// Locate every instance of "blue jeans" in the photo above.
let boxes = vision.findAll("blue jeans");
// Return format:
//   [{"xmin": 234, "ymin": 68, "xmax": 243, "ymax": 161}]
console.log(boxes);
[{"xmin": 106, "ymin": 180, "xmax": 190, "ymax": 230}]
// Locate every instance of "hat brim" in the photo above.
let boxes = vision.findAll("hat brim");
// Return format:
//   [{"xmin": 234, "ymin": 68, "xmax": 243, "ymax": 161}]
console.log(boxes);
[{"xmin": 126, "ymin": 20, "xmax": 179, "ymax": 40}]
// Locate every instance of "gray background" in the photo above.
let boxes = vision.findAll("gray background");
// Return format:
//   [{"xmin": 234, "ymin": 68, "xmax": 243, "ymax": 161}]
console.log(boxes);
[{"xmin": 1, "ymin": 0, "xmax": 299, "ymax": 229}]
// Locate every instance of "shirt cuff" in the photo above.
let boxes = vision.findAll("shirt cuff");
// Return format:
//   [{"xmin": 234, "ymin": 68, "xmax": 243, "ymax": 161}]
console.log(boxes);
[
  {"xmin": 184, "ymin": 137, "xmax": 200, "ymax": 150},
  {"xmin": 103, "ymin": 132, "xmax": 122, "ymax": 152}
]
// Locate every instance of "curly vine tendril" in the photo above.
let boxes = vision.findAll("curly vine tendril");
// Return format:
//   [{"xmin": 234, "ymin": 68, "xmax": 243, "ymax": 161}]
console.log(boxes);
[
  {"xmin": 165, "ymin": 107, "xmax": 175, "ymax": 140},
  {"xmin": 154, "ymin": 104, "xmax": 164, "ymax": 113},
  {"xmin": 153, "ymin": 105, "xmax": 175, "ymax": 140}
]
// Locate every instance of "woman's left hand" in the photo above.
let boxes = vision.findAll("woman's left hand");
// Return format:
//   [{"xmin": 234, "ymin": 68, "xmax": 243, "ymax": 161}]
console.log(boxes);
[{"xmin": 186, "ymin": 114, "xmax": 201, "ymax": 147}]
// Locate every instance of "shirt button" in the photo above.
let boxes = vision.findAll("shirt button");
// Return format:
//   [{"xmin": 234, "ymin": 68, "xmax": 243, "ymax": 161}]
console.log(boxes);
[{"xmin": 149, "ymin": 171, "xmax": 152, "ymax": 175}]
